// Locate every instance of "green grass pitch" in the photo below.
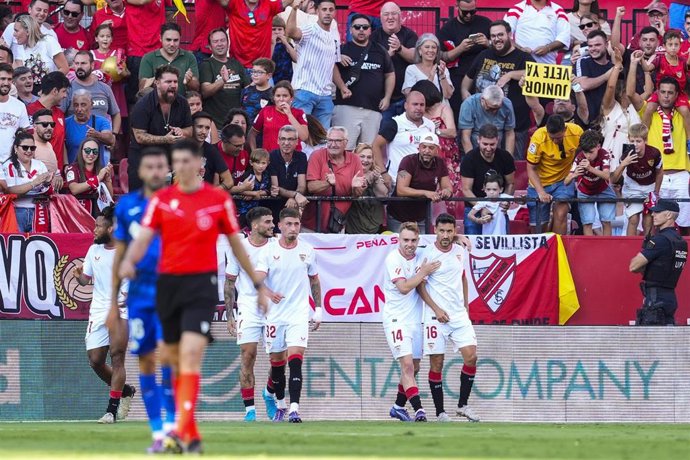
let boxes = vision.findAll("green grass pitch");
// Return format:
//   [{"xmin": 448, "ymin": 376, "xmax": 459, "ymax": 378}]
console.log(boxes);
[{"xmin": 1, "ymin": 422, "xmax": 689, "ymax": 459}]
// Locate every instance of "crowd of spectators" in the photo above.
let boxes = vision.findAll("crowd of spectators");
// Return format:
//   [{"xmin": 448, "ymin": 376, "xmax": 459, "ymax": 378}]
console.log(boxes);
[{"xmin": 0, "ymin": 0, "xmax": 687, "ymax": 236}]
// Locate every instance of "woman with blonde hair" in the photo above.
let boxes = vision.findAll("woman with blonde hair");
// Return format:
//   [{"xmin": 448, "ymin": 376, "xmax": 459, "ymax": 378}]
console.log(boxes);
[
  {"xmin": 13, "ymin": 15, "xmax": 68, "ymax": 91},
  {"xmin": 402, "ymin": 33, "xmax": 454, "ymax": 100},
  {"xmin": 345, "ymin": 143, "xmax": 390, "ymax": 234}
]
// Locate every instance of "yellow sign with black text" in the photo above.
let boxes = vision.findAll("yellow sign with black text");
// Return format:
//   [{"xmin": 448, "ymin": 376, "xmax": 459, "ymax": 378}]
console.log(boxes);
[{"xmin": 522, "ymin": 62, "xmax": 571, "ymax": 100}]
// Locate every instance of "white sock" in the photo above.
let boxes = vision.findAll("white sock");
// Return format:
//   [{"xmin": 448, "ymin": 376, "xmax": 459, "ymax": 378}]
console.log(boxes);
[
  {"xmin": 393, "ymin": 404, "xmax": 404, "ymax": 410},
  {"xmin": 163, "ymin": 422, "xmax": 176, "ymax": 434},
  {"xmin": 245, "ymin": 405, "xmax": 255, "ymax": 414},
  {"xmin": 153, "ymin": 430, "xmax": 165, "ymax": 441},
  {"xmin": 276, "ymin": 399, "xmax": 287, "ymax": 410},
  {"xmin": 290, "ymin": 402, "xmax": 299, "ymax": 413}
]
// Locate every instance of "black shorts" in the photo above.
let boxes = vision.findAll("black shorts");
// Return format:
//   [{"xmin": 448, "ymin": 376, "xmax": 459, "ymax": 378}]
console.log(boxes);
[{"xmin": 156, "ymin": 272, "xmax": 218, "ymax": 344}]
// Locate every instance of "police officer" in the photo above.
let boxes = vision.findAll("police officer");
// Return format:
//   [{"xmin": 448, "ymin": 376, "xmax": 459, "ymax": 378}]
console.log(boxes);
[{"xmin": 629, "ymin": 199, "xmax": 688, "ymax": 325}]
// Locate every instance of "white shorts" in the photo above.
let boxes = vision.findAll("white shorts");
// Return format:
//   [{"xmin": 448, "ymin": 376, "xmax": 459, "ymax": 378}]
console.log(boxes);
[
  {"xmin": 237, "ymin": 320, "xmax": 264, "ymax": 346},
  {"xmin": 384, "ymin": 322, "xmax": 423, "ymax": 360},
  {"xmin": 85, "ymin": 308, "xmax": 128, "ymax": 351},
  {"xmin": 264, "ymin": 322, "xmax": 309, "ymax": 353},
  {"xmin": 659, "ymin": 171, "xmax": 690, "ymax": 226},
  {"xmin": 423, "ymin": 320, "xmax": 477, "ymax": 355},
  {"xmin": 622, "ymin": 180, "xmax": 656, "ymax": 218}
]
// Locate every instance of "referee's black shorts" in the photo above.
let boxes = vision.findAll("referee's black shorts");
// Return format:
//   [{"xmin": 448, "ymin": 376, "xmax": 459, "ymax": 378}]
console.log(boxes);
[{"xmin": 156, "ymin": 272, "xmax": 218, "ymax": 344}]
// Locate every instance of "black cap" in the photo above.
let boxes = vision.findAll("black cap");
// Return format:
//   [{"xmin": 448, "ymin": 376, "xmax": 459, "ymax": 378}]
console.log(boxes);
[{"xmin": 649, "ymin": 199, "xmax": 680, "ymax": 213}]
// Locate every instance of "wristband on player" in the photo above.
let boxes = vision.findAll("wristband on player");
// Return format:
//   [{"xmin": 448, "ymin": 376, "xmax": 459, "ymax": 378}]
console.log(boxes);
[{"xmin": 313, "ymin": 306, "xmax": 323, "ymax": 323}]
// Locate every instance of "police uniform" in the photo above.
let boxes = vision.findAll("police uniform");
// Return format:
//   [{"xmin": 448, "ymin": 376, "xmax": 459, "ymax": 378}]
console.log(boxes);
[{"xmin": 638, "ymin": 200, "xmax": 688, "ymax": 325}]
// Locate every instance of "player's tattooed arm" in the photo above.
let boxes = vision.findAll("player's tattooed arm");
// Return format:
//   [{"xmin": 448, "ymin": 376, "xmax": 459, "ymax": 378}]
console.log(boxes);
[
  {"xmin": 225, "ymin": 277, "xmax": 237, "ymax": 335},
  {"xmin": 309, "ymin": 275, "xmax": 321, "ymax": 309}
]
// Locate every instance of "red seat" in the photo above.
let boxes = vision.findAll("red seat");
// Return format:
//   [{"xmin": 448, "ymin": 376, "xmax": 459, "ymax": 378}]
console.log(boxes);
[
  {"xmin": 118, "ymin": 158, "xmax": 129, "ymax": 194},
  {"xmin": 514, "ymin": 160, "xmax": 528, "ymax": 191}
]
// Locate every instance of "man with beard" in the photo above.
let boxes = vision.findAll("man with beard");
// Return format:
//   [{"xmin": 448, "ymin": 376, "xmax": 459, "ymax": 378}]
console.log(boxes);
[
  {"xmin": 573, "ymin": 30, "xmax": 613, "ymax": 127},
  {"xmin": 387, "ymin": 133, "xmax": 452, "ymax": 233},
  {"xmin": 27, "ymin": 71, "xmax": 70, "ymax": 173},
  {"xmin": 73, "ymin": 205, "xmax": 136, "ymax": 424},
  {"xmin": 139, "ymin": 23, "xmax": 199, "ymax": 95},
  {"xmin": 332, "ymin": 14, "xmax": 394, "ymax": 150},
  {"xmin": 107, "ymin": 147, "xmax": 176, "ymax": 452},
  {"xmin": 0, "ymin": 63, "xmax": 29, "ymax": 163},
  {"xmin": 191, "ymin": 110, "xmax": 233, "ymax": 187},
  {"xmin": 32, "ymin": 108, "xmax": 62, "ymax": 190},
  {"xmin": 65, "ymin": 90, "xmax": 115, "ymax": 164},
  {"xmin": 63, "ymin": 51, "xmax": 121, "ymax": 133},
  {"xmin": 437, "ymin": 0, "xmax": 491, "ymax": 121},
  {"xmin": 372, "ymin": 90, "xmax": 435, "ymax": 188},
  {"xmin": 54, "ymin": 0, "xmax": 91, "ymax": 51},
  {"xmin": 199, "ymin": 28, "xmax": 248, "ymax": 128},
  {"xmin": 627, "ymin": 74, "xmax": 690, "ymax": 235},
  {"xmin": 549, "ymin": 94, "xmax": 589, "ymax": 129},
  {"xmin": 462, "ymin": 20, "xmax": 543, "ymax": 159},
  {"xmin": 288, "ymin": 0, "xmax": 341, "ymax": 129},
  {"xmin": 128, "ymin": 65, "xmax": 193, "ymax": 190},
  {"xmin": 371, "ymin": 2, "xmax": 417, "ymax": 120}
]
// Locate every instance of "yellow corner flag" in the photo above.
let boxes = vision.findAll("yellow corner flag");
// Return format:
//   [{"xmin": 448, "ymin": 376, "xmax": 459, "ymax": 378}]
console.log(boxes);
[{"xmin": 556, "ymin": 234, "xmax": 580, "ymax": 324}]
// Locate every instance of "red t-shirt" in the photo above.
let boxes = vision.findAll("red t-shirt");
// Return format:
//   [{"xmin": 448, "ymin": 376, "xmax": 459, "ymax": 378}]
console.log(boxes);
[
  {"xmin": 227, "ymin": 0, "xmax": 283, "ymax": 67},
  {"xmin": 126, "ymin": 1, "xmax": 166, "ymax": 57},
  {"xmin": 191, "ymin": 0, "xmax": 228, "ymax": 53},
  {"xmin": 626, "ymin": 145, "xmax": 662, "ymax": 186},
  {"xmin": 217, "ymin": 144, "xmax": 250, "ymax": 181},
  {"xmin": 91, "ymin": 7, "xmax": 128, "ymax": 52},
  {"xmin": 348, "ymin": 0, "xmax": 385, "ymax": 16},
  {"xmin": 252, "ymin": 105, "xmax": 307, "ymax": 152},
  {"xmin": 27, "ymin": 101, "xmax": 66, "ymax": 172},
  {"xmin": 142, "ymin": 182, "xmax": 240, "ymax": 274},
  {"xmin": 653, "ymin": 53, "xmax": 688, "ymax": 89},
  {"xmin": 571, "ymin": 148, "xmax": 610, "ymax": 195},
  {"xmin": 53, "ymin": 23, "xmax": 91, "ymax": 51},
  {"xmin": 64, "ymin": 163, "xmax": 97, "ymax": 213}
]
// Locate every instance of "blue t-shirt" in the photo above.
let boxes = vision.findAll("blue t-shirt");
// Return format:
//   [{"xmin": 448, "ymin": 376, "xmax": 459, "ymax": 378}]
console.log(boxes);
[
  {"xmin": 113, "ymin": 190, "xmax": 160, "ymax": 310},
  {"xmin": 241, "ymin": 85, "xmax": 273, "ymax": 122},
  {"xmin": 65, "ymin": 115, "xmax": 112, "ymax": 166}
]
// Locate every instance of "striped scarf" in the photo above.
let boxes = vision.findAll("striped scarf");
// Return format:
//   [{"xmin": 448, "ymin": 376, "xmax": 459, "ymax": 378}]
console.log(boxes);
[{"xmin": 657, "ymin": 106, "xmax": 675, "ymax": 154}]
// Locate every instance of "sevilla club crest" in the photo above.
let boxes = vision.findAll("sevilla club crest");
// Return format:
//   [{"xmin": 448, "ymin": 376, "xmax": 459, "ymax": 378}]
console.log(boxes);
[{"xmin": 469, "ymin": 254, "xmax": 516, "ymax": 313}]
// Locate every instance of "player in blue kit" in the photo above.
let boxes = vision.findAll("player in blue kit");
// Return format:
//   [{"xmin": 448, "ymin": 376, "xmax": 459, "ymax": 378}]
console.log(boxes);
[{"xmin": 107, "ymin": 147, "xmax": 176, "ymax": 454}]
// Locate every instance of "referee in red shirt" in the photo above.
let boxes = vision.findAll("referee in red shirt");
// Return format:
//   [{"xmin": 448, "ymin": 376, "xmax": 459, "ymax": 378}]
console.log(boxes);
[{"xmin": 120, "ymin": 139, "xmax": 267, "ymax": 454}]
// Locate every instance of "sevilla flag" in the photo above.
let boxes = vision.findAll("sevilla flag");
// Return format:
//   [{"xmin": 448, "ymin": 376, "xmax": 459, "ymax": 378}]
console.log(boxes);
[{"xmin": 467, "ymin": 234, "xmax": 579, "ymax": 325}]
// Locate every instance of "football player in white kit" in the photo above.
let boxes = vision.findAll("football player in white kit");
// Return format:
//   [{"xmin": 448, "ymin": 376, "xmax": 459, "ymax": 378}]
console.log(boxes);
[
  {"xmin": 383, "ymin": 221, "xmax": 441, "ymax": 422},
  {"xmin": 418, "ymin": 213, "xmax": 479, "ymax": 422},
  {"xmin": 255, "ymin": 207, "xmax": 322, "ymax": 423},
  {"xmin": 225, "ymin": 206, "xmax": 284, "ymax": 422},
  {"xmin": 73, "ymin": 206, "xmax": 135, "ymax": 423}
]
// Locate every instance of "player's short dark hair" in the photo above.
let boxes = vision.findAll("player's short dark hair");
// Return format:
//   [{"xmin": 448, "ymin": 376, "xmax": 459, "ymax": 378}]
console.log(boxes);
[
  {"xmin": 350, "ymin": 13, "xmax": 371, "ymax": 25},
  {"xmin": 99, "ymin": 205, "xmax": 115, "ymax": 225},
  {"xmin": 247, "ymin": 206, "xmax": 273, "ymax": 225},
  {"xmin": 41, "ymin": 71, "xmax": 70, "ymax": 95},
  {"xmin": 546, "ymin": 114, "xmax": 566, "ymax": 135},
  {"xmin": 161, "ymin": 22, "xmax": 181, "ymax": 36},
  {"xmin": 171, "ymin": 139, "xmax": 202, "ymax": 158},
  {"xmin": 435, "ymin": 213, "xmax": 456, "ymax": 227},
  {"xmin": 484, "ymin": 172, "xmax": 504, "ymax": 188},
  {"xmin": 192, "ymin": 111, "xmax": 213, "ymax": 124},
  {"xmin": 32, "ymin": 108, "xmax": 53, "ymax": 121},
  {"xmin": 489, "ymin": 19, "xmax": 511, "ymax": 34},
  {"xmin": 586, "ymin": 30, "xmax": 607, "ymax": 42},
  {"xmin": 578, "ymin": 129, "xmax": 603, "ymax": 152},
  {"xmin": 279, "ymin": 207, "xmax": 301, "ymax": 221},
  {"xmin": 221, "ymin": 123, "xmax": 246, "ymax": 141},
  {"xmin": 478, "ymin": 124, "xmax": 499, "ymax": 139},
  {"xmin": 154, "ymin": 64, "xmax": 179, "ymax": 81},
  {"xmin": 0, "ymin": 62, "xmax": 13, "ymax": 75},
  {"xmin": 140, "ymin": 146, "xmax": 168, "ymax": 160},
  {"xmin": 659, "ymin": 76, "xmax": 680, "ymax": 93},
  {"xmin": 639, "ymin": 26, "xmax": 660, "ymax": 37}
]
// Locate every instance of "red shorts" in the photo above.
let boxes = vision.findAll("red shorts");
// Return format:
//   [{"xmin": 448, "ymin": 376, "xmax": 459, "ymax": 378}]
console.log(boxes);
[{"xmin": 648, "ymin": 92, "xmax": 690, "ymax": 107}]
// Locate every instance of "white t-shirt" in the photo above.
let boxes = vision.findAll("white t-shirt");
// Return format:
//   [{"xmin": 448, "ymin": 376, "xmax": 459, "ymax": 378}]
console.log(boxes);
[
  {"xmin": 292, "ymin": 22, "xmax": 340, "ymax": 96},
  {"xmin": 402, "ymin": 64, "xmax": 453, "ymax": 95},
  {"xmin": 255, "ymin": 238, "xmax": 317, "ymax": 326},
  {"xmin": 82, "ymin": 244, "xmax": 128, "ymax": 323},
  {"xmin": 225, "ymin": 236, "xmax": 273, "ymax": 325},
  {"xmin": 419, "ymin": 242, "xmax": 471, "ymax": 327},
  {"xmin": 387, "ymin": 113, "xmax": 435, "ymax": 183},
  {"xmin": 17, "ymin": 35, "xmax": 63, "ymax": 75},
  {"xmin": 382, "ymin": 248, "xmax": 422, "ymax": 326},
  {"xmin": 1, "ymin": 158, "xmax": 49, "ymax": 208},
  {"xmin": 2, "ymin": 23, "xmax": 58, "ymax": 60},
  {"xmin": 471, "ymin": 193, "xmax": 512, "ymax": 235},
  {"xmin": 0, "ymin": 97, "xmax": 30, "ymax": 163}
]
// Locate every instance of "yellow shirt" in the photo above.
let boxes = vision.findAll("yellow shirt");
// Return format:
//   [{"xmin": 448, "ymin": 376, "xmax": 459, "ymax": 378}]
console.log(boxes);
[
  {"xmin": 526, "ymin": 123, "xmax": 584, "ymax": 187},
  {"xmin": 640, "ymin": 102, "xmax": 690, "ymax": 172}
]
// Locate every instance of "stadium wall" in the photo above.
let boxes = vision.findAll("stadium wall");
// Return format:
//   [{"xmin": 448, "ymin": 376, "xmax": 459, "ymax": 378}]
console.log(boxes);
[{"xmin": 0, "ymin": 322, "xmax": 688, "ymax": 422}]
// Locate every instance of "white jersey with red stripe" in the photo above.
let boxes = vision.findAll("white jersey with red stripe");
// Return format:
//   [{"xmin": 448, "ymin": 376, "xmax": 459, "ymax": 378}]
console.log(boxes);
[
  {"xmin": 504, "ymin": 0, "xmax": 571, "ymax": 64},
  {"xmin": 83, "ymin": 244, "xmax": 128, "ymax": 324},
  {"xmin": 255, "ymin": 238, "xmax": 317, "ymax": 326},
  {"xmin": 382, "ymin": 248, "xmax": 422, "ymax": 326},
  {"xmin": 225, "ymin": 236, "xmax": 273, "ymax": 326},
  {"xmin": 419, "ymin": 243, "xmax": 471, "ymax": 328}
]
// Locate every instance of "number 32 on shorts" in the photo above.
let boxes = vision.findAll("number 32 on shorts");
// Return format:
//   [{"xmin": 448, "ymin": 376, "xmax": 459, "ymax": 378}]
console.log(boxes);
[{"xmin": 266, "ymin": 325, "xmax": 277, "ymax": 339}]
